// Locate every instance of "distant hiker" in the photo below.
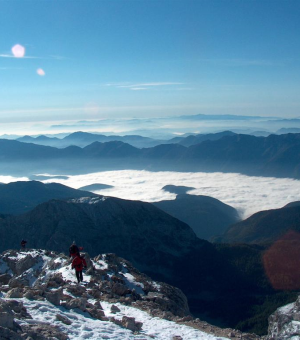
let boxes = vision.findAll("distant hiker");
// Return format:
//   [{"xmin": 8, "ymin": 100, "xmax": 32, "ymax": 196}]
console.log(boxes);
[
  {"xmin": 69, "ymin": 241, "xmax": 79, "ymax": 258},
  {"xmin": 20, "ymin": 240, "xmax": 27, "ymax": 250},
  {"xmin": 71, "ymin": 253, "xmax": 87, "ymax": 283}
]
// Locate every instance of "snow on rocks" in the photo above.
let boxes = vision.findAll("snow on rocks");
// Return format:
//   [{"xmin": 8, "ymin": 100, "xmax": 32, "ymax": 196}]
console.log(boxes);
[
  {"xmin": 0, "ymin": 248, "xmax": 230, "ymax": 339},
  {"xmin": 266, "ymin": 295, "xmax": 300, "ymax": 339},
  {"xmin": 69, "ymin": 196, "xmax": 107, "ymax": 204}
]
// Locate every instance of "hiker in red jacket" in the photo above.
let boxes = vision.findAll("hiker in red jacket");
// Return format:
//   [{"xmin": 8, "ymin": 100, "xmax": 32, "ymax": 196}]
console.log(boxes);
[{"xmin": 71, "ymin": 254, "xmax": 87, "ymax": 283}]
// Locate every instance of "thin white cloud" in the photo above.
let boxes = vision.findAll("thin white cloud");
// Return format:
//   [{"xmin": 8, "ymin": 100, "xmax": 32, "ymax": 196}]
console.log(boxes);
[
  {"xmin": 0, "ymin": 53, "xmax": 40, "ymax": 59},
  {"xmin": 200, "ymin": 58, "xmax": 281, "ymax": 67},
  {"xmin": 105, "ymin": 82, "xmax": 185, "ymax": 91},
  {"xmin": 0, "ymin": 53, "xmax": 66, "ymax": 60},
  {"xmin": 117, "ymin": 82, "xmax": 184, "ymax": 88}
]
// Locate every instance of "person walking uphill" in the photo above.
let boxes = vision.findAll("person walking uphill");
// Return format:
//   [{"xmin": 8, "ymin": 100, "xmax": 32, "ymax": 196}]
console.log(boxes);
[{"xmin": 72, "ymin": 254, "xmax": 87, "ymax": 283}]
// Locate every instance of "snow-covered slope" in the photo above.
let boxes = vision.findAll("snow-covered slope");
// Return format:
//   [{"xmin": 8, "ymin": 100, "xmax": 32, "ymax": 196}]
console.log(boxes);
[
  {"xmin": 0, "ymin": 249, "xmax": 230, "ymax": 340},
  {"xmin": 266, "ymin": 295, "xmax": 300, "ymax": 339}
]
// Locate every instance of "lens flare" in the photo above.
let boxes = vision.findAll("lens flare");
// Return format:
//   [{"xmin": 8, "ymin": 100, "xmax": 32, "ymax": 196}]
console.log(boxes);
[
  {"xmin": 37, "ymin": 68, "xmax": 45, "ymax": 76},
  {"xmin": 11, "ymin": 44, "xmax": 25, "ymax": 58},
  {"xmin": 263, "ymin": 230, "xmax": 300, "ymax": 290}
]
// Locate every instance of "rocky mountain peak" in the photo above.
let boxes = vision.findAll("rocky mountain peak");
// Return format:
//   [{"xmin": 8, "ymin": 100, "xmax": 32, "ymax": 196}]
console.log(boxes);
[
  {"xmin": 0, "ymin": 248, "xmax": 221, "ymax": 339},
  {"xmin": 0, "ymin": 248, "xmax": 266, "ymax": 339}
]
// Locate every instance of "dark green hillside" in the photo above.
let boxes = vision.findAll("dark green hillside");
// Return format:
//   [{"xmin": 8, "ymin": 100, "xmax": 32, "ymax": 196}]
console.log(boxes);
[
  {"xmin": 213, "ymin": 205, "xmax": 300, "ymax": 244},
  {"xmin": 0, "ymin": 181, "xmax": 96, "ymax": 215},
  {"xmin": 214, "ymin": 243, "xmax": 299, "ymax": 335},
  {"xmin": 154, "ymin": 193, "xmax": 240, "ymax": 240}
]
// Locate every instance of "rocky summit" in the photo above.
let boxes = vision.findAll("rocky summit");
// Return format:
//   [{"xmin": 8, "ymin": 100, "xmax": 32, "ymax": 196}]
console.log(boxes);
[{"xmin": 0, "ymin": 248, "xmax": 267, "ymax": 340}]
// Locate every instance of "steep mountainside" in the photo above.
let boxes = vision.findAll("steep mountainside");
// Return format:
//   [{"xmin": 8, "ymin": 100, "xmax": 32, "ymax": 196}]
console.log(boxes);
[
  {"xmin": 213, "ymin": 205, "xmax": 300, "ymax": 244},
  {"xmin": 0, "ymin": 249, "xmax": 232, "ymax": 339},
  {"xmin": 0, "ymin": 197, "xmax": 220, "ymax": 279},
  {"xmin": 0, "ymin": 197, "xmax": 253, "ymax": 329},
  {"xmin": 153, "ymin": 194, "xmax": 240, "ymax": 240},
  {"xmin": 0, "ymin": 181, "xmax": 96, "ymax": 215},
  {"xmin": 0, "ymin": 196, "xmax": 296, "ymax": 334}
]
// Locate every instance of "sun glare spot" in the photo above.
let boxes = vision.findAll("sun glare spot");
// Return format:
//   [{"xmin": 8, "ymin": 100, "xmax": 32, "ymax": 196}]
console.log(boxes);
[
  {"xmin": 11, "ymin": 44, "xmax": 25, "ymax": 58},
  {"xmin": 37, "ymin": 68, "xmax": 45, "ymax": 76}
]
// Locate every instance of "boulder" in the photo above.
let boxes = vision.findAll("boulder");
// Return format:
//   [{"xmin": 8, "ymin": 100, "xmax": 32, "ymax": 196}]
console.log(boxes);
[
  {"xmin": 15, "ymin": 255, "xmax": 37, "ymax": 276},
  {"xmin": 0, "ymin": 273, "xmax": 12, "ymax": 285},
  {"xmin": 121, "ymin": 316, "xmax": 143, "ymax": 332},
  {"xmin": 8, "ymin": 278, "xmax": 25, "ymax": 288},
  {"xmin": 111, "ymin": 305, "xmax": 121, "ymax": 313},
  {"xmin": 45, "ymin": 288, "xmax": 62, "ymax": 306},
  {"xmin": 0, "ymin": 311, "xmax": 14, "ymax": 329},
  {"xmin": 4, "ymin": 300, "xmax": 31, "ymax": 319},
  {"xmin": 0, "ymin": 326, "xmax": 23, "ymax": 340},
  {"xmin": 23, "ymin": 290, "xmax": 35, "ymax": 300},
  {"xmin": 6, "ymin": 288, "xmax": 23, "ymax": 298},
  {"xmin": 266, "ymin": 296, "xmax": 300, "ymax": 339},
  {"xmin": 64, "ymin": 297, "xmax": 87, "ymax": 311},
  {"xmin": 56, "ymin": 314, "xmax": 72, "ymax": 325},
  {"xmin": 86, "ymin": 307, "xmax": 106, "ymax": 320},
  {"xmin": 111, "ymin": 282, "xmax": 130, "ymax": 296},
  {"xmin": 22, "ymin": 323, "xmax": 68, "ymax": 340}
]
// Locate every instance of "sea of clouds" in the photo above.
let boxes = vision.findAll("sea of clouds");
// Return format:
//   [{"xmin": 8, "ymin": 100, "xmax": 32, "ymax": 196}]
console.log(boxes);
[
  {"xmin": 27, "ymin": 170, "xmax": 300, "ymax": 219},
  {"xmin": 2, "ymin": 170, "xmax": 300, "ymax": 219}
]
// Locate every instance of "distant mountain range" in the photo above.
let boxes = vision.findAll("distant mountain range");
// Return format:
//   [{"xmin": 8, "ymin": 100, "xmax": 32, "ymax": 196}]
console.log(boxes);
[
  {"xmin": 3, "ymin": 132, "xmax": 300, "ymax": 178},
  {"xmin": 213, "ymin": 204, "xmax": 300, "ymax": 244},
  {"xmin": 16, "ymin": 130, "xmax": 237, "ymax": 149},
  {"xmin": 17, "ymin": 132, "xmax": 162, "ymax": 149}
]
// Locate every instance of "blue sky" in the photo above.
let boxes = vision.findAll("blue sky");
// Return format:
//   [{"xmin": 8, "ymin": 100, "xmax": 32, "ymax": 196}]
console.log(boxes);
[{"xmin": 1, "ymin": 0, "xmax": 300, "ymax": 128}]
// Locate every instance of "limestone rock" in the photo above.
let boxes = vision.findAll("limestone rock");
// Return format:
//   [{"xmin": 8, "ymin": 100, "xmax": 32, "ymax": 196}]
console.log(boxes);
[
  {"xmin": 121, "ymin": 316, "xmax": 143, "ymax": 332},
  {"xmin": 6, "ymin": 288, "xmax": 23, "ymax": 298},
  {"xmin": 0, "ymin": 326, "xmax": 23, "ymax": 340},
  {"xmin": 45, "ymin": 288, "xmax": 62, "ymax": 306},
  {"xmin": 111, "ymin": 304, "xmax": 121, "ymax": 313},
  {"xmin": 8, "ymin": 278, "xmax": 25, "ymax": 288},
  {"xmin": 64, "ymin": 297, "xmax": 87, "ymax": 311},
  {"xmin": 111, "ymin": 282, "xmax": 130, "ymax": 296},
  {"xmin": 86, "ymin": 307, "xmax": 106, "ymax": 320},
  {"xmin": 22, "ymin": 323, "xmax": 68, "ymax": 340},
  {"xmin": 266, "ymin": 296, "xmax": 300, "ymax": 339},
  {"xmin": 0, "ymin": 311, "xmax": 14, "ymax": 329},
  {"xmin": 0, "ymin": 273, "xmax": 12, "ymax": 285},
  {"xmin": 56, "ymin": 313, "xmax": 72, "ymax": 325}
]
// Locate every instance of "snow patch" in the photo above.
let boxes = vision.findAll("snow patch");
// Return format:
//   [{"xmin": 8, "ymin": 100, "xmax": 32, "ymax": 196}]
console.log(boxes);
[
  {"xmin": 101, "ymin": 301, "xmax": 228, "ymax": 340},
  {"xmin": 69, "ymin": 197, "xmax": 107, "ymax": 204},
  {"xmin": 122, "ymin": 273, "xmax": 144, "ymax": 295},
  {"xmin": 9, "ymin": 297, "xmax": 229, "ymax": 340},
  {"xmin": 278, "ymin": 302, "xmax": 295, "ymax": 314}
]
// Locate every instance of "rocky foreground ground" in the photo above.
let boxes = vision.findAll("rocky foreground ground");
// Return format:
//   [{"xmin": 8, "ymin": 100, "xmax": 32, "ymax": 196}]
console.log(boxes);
[{"xmin": 0, "ymin": 248, "xmax": 296, "ymax": 339}]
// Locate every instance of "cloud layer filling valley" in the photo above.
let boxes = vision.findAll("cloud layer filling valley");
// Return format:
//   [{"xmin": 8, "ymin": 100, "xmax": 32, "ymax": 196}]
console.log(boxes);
[{"xmin": 37, "ymin": 170, "xmax": 300, "ymax": 219}]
